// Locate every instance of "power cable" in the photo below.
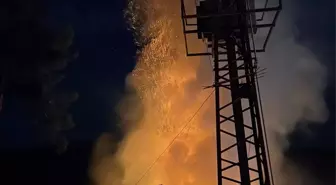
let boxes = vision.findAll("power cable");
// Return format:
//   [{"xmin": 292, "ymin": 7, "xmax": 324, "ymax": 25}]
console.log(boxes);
[
  {"xmin": 185, "ymin": 53, "xmax": 214, "ymax": 138},
  {"xmin": 134, "ymin": 89, "xmax": 215, "ymax": 185},
  {"xmin": 246, "ymin": 1, "xmax": 275, "ymax": 184}
]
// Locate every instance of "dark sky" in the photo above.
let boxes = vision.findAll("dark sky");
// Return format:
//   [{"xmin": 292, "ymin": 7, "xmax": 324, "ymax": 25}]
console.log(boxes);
[
  {"xmin": 0, "ymin": 0, "xmax": 334, "ymax": 185},
  {"xmin": 46, "ymin": 0, "xmax": 136, "ymax": 142},
  {"xmin": 0, "ymin": 0, "xmax": 136, "ymax": 184},
  {"xmin": 0, "ymin": 0, "xmax": 136, "ymax": 147},
  {"xmin": 284, "ymin": 0, "xmax": 335, "ymax": 183}
]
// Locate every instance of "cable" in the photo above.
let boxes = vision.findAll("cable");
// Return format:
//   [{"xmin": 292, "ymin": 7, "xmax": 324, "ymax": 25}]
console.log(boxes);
[
  {"xmin": 134, "ymin": 89, "xmax": 215, "ymax": 185},
  {"xmin": 185, "ymin": 53, "xmax": 214, "ymax": 138},
  {"xmin": 255, "ymin": 68, "xmax": 275, "ymax": 185},
  {"xmin": 245, "ymin": 1, "xmax": 275, "ymax": 184},
  {"xmin": 184, "ymin": 92, "xmax": 212, "ymax": 138},
  {"xmin": 256, "ymin": 57, "xmax": 276, "ymax": 185}
]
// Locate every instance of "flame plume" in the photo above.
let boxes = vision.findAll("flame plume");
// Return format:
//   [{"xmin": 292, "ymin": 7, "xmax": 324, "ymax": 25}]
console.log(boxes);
[
  {"xmin": 119, "ymin": 0, "xmax": 219, "ymax": 184},
  {"xmin": 90, "ymin": 0, "xmax": 328, "ymax": 185},
  {"xmin": 90, "ymin": 0, "xmax": 223, "ymax": 184}
]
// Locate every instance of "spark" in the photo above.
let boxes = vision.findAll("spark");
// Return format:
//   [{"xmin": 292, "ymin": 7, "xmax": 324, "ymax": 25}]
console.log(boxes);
[{"xmin": 118, "ymin": 0, "xmax": 220, "ymax": 184}]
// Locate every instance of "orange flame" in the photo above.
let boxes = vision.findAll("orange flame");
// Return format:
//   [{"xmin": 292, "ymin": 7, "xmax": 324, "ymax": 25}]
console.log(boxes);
[
  {"xmin": 90, "ymin": 0, "xmax": 297, "ymax": 185},
  {"xmin": 90, "ymin": 0, "xmax": 227, "ymax": 184},
  {"xmin": 117, "ymin": 1, "xmax": 220, "ymax": 184}
]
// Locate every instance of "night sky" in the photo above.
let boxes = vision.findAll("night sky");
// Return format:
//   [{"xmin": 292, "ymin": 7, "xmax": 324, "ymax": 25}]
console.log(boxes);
[
  {"xmin": 0, "ymin": 0, "xmax": 334, "ymax": 185},
  {"xmin": 284, "ymin": 0, "xmax": 335, "ymax": 183},
  {"xmin": 0, "ymin": 0, "xmax": 135, "ymax": 184}
]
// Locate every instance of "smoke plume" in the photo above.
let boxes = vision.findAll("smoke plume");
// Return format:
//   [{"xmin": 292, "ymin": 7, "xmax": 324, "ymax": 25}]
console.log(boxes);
[
  {"xmin": 90, "ymin": 0, "xmax": 328, "ymax": 185},
  {"xmin": 255, "ymin": 0, "xmax": 328, "ymax": 184}
]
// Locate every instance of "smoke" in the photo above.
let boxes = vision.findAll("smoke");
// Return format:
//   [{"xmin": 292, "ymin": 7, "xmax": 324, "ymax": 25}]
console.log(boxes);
[
  {"xmin": 255, "ymin": 0, "xmax": 328, "ymax": 184},
  {"xmin": 284, "ymin": 0, "xmax": 335, "ymax": 183},
  {"xmin": 90, "ymin": 0, "xmax": 328, "ymax": 185}
]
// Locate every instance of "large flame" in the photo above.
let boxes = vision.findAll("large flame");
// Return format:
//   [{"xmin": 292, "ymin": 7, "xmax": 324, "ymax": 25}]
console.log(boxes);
[
  {"xmin": 91, "ymin": 0, "xmax": 224, "ymax": 184},
  {"xmin": 90, "ymin": 0, "xmax": 328, "ymax": 185},
  {"xmin": 91, "ymin": 0, "xmax": 260, "ymax": 184},
  {"xmin": 118, "ymin": 0, "xmax": 219, "ymax": 184}
]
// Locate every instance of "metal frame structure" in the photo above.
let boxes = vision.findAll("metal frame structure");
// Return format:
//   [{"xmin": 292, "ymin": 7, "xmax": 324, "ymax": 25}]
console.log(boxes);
[
  {"xmin": 181, "ymin": 0, "xmax": 281, "ymax": 56},
  {"xmin": 180, "ymin": 0, "xmax": 281, "ymax": 185}
]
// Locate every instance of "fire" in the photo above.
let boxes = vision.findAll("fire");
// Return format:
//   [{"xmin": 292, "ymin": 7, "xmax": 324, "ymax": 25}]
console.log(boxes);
[
  {"xmin": 90, "ymin": 0, "xmax": 329, "ymax": 185},
  {"xmin": 91, "ymin": 0, "xmax": 235, "ymax": 185},
  {"xmin": 119, "ymin": 0, "xmax": 218, "ymax": 184}
]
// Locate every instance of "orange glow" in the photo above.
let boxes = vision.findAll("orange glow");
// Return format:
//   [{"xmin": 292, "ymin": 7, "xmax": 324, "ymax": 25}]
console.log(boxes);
[
  {"xmin": 90, "ymin": 0, "xmax": 228, "ymax": 184},
  {"xmin": 117, "ymin": 0, "xmax": 220, "ymax": 184},
  {"xmin": 88, "ymin": 0, "xmax": 330, "ymax": 185}
]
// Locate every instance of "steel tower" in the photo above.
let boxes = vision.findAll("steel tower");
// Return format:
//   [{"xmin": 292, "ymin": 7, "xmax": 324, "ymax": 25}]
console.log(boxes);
[{"xmin": 180, "ymin": 0, "xmax": 281, "ymax": 185}]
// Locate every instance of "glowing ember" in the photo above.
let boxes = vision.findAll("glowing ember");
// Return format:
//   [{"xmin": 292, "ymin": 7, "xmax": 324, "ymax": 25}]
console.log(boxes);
[
  {"xmin": 101, "ymin": 0, "xmax": 222, "ymax": 184},
  {"xmin": 91, "ymin": 0, "xmax": 249, "ymax": 184},
  {"xmin": 90, "ymin": 0, "xmax": 330, "ymax": 185}
]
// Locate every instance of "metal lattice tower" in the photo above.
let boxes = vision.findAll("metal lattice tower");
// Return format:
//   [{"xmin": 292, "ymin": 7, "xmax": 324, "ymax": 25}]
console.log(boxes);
[{"xmin": 180, "ymin": 0, "xmax": 281, "ymax": 185}]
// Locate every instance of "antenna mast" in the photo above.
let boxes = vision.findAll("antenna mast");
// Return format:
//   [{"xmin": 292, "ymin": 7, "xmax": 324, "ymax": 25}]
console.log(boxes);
[{"xmin": 181, "ymin": 0, "xmax": 281, "ymax": 184}]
